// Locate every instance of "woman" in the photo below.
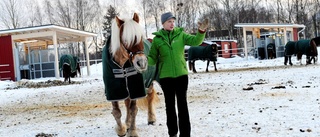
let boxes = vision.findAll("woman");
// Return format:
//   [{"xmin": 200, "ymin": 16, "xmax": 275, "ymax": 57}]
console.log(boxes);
[{"xmin": 148, "ymin": 12, "xmax": 209, "ymax": 137}]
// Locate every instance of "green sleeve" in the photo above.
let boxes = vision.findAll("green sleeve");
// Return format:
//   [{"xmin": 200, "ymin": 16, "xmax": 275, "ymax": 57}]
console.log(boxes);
[
  {"xmin": 147, "ymin": 39, "xmax": 159, "ymax": 66},
  {"xmin": 183, "ymin": 31, "xmax": 206, "ymax": 46}
]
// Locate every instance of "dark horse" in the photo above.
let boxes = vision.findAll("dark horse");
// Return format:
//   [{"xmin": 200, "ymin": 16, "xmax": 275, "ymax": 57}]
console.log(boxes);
[
  {"xmin": 267, "ymin": 43, "xmax": 276, "ymax": 59},
  {"xmin": 102, "ymin": 13, "xmax": 160, "ymax": 137},
  {"xmin": 284, "ymin": 37, "xmax": 319, "ymax": 66},
  {"xmin": 188, "ymin": 42, "xmax": 218, "ymax": 73},
  {"xmin": 70, "ymin": 56, "xmax": 81, "ymax": 78},
  {"xmin": 59, "ymin": 54, "xmax": 80, "ymax": 83}
]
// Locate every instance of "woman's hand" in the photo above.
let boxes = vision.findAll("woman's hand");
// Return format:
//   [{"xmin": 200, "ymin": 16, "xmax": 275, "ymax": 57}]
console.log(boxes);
[{"xmin": 198, "ymin": 18, "xmax": 209, "ymax": 32}]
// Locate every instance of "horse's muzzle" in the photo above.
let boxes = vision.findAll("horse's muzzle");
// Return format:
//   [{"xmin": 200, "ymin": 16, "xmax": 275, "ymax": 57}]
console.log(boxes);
[{"xmin": 133, "ymin": 55, "xmax": 148, "ymax": 73}]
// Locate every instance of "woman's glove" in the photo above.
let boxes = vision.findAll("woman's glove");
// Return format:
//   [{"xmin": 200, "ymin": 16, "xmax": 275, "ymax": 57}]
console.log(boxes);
[{"xmin": 198, "ymin": 18, "xmax": 209, "ymax": 32}]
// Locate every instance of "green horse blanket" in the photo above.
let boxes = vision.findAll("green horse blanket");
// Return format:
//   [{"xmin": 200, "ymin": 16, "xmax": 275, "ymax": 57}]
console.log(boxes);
[
  {"xmin": 285, "ymin": 39, "xmax": 315, "ymax": 56},
  {"xmin": 188, "ymin": 45, "xmax": 217, "ymax": 61},
  {"xmin": 102, "ymin": 37, "xmax": 156, "ymax": 101},
  {"xmin": 59, "ymin": 54, "xmax": 78, "ymax": 73}
]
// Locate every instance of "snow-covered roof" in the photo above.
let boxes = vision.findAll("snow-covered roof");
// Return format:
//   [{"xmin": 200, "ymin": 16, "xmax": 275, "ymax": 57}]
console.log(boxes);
[
  {"xmin": 0, "ymin": 24, "xmax": 97, "ymax": 45},
  {"xmin": 234, "ymin": 23, "xmax": 305, "ymax": 29}
]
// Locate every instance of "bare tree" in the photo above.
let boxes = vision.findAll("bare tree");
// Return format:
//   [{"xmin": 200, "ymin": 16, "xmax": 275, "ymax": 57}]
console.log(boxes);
[
  {"xmin": 25, "ymin": 0, "xmax": 44, "ymax": 26},
  {"xmin": 0, "ymin": 0, "xmax": 24, "ymax": 29},
  {"xmin": 142, "ymin": 0, "xmax": 166, "ymax": 31},
  {"xmin": 56, "ymin": 0, "xmax": 72, "ymax": 27},
  {"xmin": 44, "ymin": 0, "xmax": 56, "ymax": 24}
]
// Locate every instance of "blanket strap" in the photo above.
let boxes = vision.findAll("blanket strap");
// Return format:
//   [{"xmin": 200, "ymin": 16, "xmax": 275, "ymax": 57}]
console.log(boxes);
[{"xmin": 113, "ymin": 66, "xmax": 138, "ymax": 78}]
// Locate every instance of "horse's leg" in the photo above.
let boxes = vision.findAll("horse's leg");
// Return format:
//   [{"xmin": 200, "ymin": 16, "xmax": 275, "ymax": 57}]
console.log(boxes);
[
  {"xmin": 206, "ymin": 60, "xmax": 210, "ymax": 72},
  {"xmin": 125, "ymin": 99, "xmax": 132, "ymax": 129},
  {"xmin": 192, "ymin": 60, "xmax": 197, "ymax": 73},
  {"xmin": 306, "ymin": 56, "xmax": 311, "ymax": 65},
  {"xmin": 147, "ymin": 84, "xmax": 157, "ymax": 125},
  {"xmin": 289, "ymin": 56, "xmax": 293, "ymax": 66},
  {"xmin": 214, "ymin": 61, "xmax": 217, "ymax": 71},
  {"xmin": 77, "ymin": 63, "xmax": 81, "ymax": 77},
  {"xmin": 297, "ymin": 53, "xmax": 302, "ymax": 65},
  {"xmin": 188, "ymin": 61, "xmax": 192, "ymax": 71},
  {"xmin": 284, "ymin": 56, "xmax": 288, "ymax": 65},
  {"xmin": 112, "ymin": 101, "xmax": 127, "ymax": 137},
  {"xmin": 127, "ymin": 100, "xmax": 139, "ymax": 137}
]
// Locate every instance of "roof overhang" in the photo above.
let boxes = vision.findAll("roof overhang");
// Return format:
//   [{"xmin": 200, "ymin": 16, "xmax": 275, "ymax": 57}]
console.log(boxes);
[
  {"xmin": 234, "ymin": 23, "xmax": 305, "ymax": 29},
  {"xmin": 0, "ymin": 24, "xmax": 97, "ymax": 46}
]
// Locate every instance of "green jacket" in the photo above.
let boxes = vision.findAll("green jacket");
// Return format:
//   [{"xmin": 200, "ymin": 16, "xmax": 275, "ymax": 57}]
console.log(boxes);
[{"xmin": 148, "ymin": 27, "xmax": 205, "ymax": 79}]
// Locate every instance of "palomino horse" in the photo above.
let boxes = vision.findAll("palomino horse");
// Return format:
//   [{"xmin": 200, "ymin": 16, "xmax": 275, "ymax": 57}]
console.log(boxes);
[
  {"xmin": 187, "ymin": 42, "xmax": 218, "ymax": 73},
  {"xmin": 284, "ymin": 37, "xmax": 319, "ymax": 66},
  {"xmin": 102, "ymin": 13, "xmax": 160, "ymax": 137}
]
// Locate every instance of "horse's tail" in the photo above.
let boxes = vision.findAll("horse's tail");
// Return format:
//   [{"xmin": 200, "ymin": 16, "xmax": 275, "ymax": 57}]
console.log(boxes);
[{"xmin": 137, "ymin": 80, "xmax": 161, "ymax": 110}]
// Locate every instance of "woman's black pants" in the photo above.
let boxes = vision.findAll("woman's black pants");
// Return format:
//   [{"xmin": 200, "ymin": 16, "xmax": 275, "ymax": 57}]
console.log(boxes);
[{"xmin": 160, "ymin": 75, "xmax": 190, "ymax": 137}]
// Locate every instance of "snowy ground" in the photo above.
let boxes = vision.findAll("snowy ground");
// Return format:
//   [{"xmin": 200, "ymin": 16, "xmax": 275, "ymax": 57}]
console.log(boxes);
[{"xmin": 1, "ymin": 55, "xmax": 320, "ymax": 137}]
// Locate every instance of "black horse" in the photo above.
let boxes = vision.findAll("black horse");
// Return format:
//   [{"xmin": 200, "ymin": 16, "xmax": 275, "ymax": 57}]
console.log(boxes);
[
  {"xmin": 284, "ymin": 37, "xmax": 319, "ymax": 66},
  {"xmin": 70, "ymin": 57, "xmax": 81, "ymax": 78},
  {"xmin": 267, "ymin": 43, "xmax": 276, "ymax": 59},
  {"xmin": 59, "ymin": 54, "xmax": 80, "ymax": 83},
  {"xmin": 187, "ymin": 43, "xmax": 218, "ymax": 73}
]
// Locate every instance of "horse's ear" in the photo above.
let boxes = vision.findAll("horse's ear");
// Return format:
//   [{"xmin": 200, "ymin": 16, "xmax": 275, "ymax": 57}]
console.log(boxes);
[
  {"xmin": 115, "ymin": 16, "xmax": 124, "ymax": 28},
  {"xmin": 133, "ymin": 13, "xmax": 139, "ymax": 23}
]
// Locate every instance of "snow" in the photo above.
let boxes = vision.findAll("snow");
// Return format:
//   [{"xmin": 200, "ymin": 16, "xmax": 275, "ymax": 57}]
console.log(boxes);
[{"xmin": 1, "ymin": 54, "xmax": 320, "ymax": 137}]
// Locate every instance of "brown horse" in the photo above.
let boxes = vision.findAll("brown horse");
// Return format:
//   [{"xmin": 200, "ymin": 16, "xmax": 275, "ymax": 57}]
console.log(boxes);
[
  {"xmin": 284, "ymin": 37, "xmax": 319, "ymax": 66},
  {"xmin": 102, "ymin": 13, "xmax": 160, "ymax": 137}
]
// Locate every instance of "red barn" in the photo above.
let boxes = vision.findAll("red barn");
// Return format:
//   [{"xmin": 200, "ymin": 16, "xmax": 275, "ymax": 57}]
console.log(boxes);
[
  {"xmin": 0, "ymin": 35, "xmax": 15, "ymax": 81},
  {"xmin": 211, "ymin": 40, "xmax": 238, "ymax": 58}
]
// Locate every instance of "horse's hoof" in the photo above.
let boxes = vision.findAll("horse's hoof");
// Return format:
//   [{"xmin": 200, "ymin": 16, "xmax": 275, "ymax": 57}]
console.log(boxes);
[{"xmin": 118, "ymin": 134, "xmax": 126, "ymax": 137}]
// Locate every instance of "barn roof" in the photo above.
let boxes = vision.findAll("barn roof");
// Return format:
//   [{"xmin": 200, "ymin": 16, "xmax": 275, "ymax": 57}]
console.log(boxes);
[
  {"xmin": 234, "ymin": 23, "xmax": 305, "ymax": 29},
  {"xmin": 0, "ymin": 24, "xmax": 96, "ymax": 45}
]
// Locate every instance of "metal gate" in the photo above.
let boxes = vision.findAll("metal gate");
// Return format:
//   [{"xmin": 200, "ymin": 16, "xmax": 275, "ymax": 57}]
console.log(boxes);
[{"xmin": 19, "ymin": 48, "xmax": 70, "ymax": 79}]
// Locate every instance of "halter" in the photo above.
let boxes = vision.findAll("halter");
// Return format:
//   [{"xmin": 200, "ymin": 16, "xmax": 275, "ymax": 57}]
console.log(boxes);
[{"xmin": 120, "ymin": 37, "xmax": 145, "ymax": 61}]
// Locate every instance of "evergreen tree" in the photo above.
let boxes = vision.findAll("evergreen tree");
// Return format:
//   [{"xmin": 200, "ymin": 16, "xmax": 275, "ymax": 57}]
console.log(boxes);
[{"xmin": 102, "ymin": 5, "xmax": 119, "ymax": 44}]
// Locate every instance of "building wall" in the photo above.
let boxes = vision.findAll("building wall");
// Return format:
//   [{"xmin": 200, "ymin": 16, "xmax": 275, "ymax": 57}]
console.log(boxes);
[{"xmin": 0, "ymin": 35, "xmax": 15, "ymax": 81}]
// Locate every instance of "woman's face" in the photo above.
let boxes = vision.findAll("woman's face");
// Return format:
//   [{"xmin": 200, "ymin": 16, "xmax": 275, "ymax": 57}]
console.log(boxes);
[{"xmin": 163, "ymin": 18, "xmax": 175, "ymax": 31}]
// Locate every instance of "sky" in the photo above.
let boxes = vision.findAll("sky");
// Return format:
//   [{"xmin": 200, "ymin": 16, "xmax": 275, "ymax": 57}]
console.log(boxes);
[{"xmin": 1, "ymin": 52, "xmax": 320, "ymax": 137}]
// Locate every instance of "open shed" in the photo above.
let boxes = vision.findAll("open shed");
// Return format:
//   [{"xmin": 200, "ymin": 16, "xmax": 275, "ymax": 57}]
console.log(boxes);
[
  {"xmin": 0, "ymin": 24, "xmax": 97, "ymax": 81},
  {"xmin": 234, "ymin": 23, "xmax": 305, "ymax": 59}
]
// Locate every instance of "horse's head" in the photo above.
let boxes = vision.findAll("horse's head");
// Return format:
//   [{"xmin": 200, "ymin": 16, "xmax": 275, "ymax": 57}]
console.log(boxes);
[
  {"xmin": 110, "ymin": 13, "xmax": 147, "ymax": 73},
  {"xmin": 211, "ymin": 43, "xmax": 218, "ymax": 57},
  {"xmin": 62, "ymin": 63, "xmax": 71, "ymax": 83}
]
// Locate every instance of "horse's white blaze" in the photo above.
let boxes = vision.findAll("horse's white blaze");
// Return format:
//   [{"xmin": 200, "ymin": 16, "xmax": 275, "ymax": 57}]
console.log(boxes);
[{"xmin": 133, "ymin": 55, "xmax": 148, "ymax": 73}]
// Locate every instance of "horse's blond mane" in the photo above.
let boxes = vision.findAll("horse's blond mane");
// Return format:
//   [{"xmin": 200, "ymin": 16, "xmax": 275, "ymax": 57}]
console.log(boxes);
[{"xmin": 110, "ymin": 17, "xmax": 145, "ymax": 56}]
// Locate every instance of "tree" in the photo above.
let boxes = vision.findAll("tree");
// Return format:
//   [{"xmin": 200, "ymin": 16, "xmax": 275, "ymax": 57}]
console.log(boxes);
[
  {"xmin": 102, "ymin": 5, "xmax": 119, "ymax": 44},
  {"xmin": 0, "ymin": 0, "xmax": 24, "ymax": 29},
  {"xmin": 44, "ymin": 0, "xmax": 56, "ymax": 24}
]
